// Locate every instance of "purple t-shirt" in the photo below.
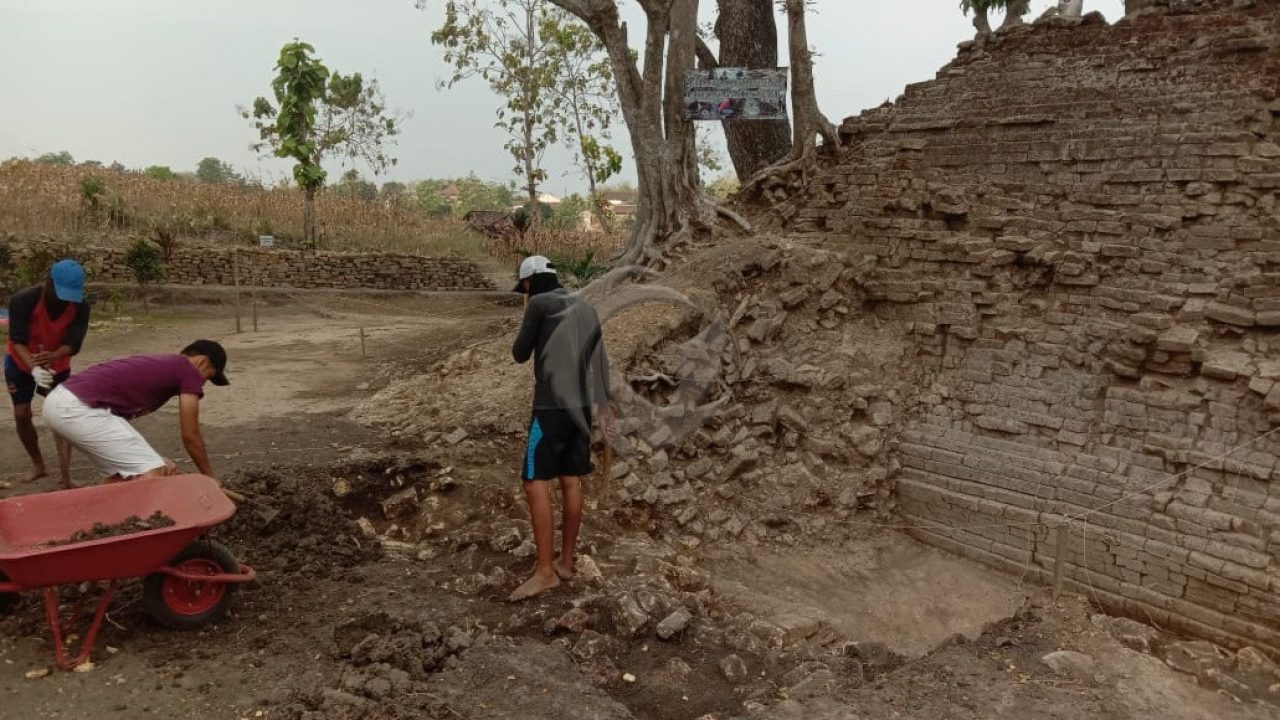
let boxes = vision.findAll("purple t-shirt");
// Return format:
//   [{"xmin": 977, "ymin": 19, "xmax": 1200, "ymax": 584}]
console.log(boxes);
[{"xmin": 62, "ymin": 354, "xmax": 206, "ymax": 419}]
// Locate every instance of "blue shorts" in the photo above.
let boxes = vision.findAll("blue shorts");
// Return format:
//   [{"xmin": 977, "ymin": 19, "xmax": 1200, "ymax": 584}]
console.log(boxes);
[
  {"xmin": 523, "ymin": 409, "xmax": 594, "ymax": 482},
  {"xmin": 5, "ymin": 356, "xmax": 70, "ymax": 407}
]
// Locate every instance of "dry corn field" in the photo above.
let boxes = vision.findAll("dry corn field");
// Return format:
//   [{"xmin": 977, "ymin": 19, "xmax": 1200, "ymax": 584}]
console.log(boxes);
[{"xmin": 0, "ymin": 160, "xmax": 623, "ymax": 264}]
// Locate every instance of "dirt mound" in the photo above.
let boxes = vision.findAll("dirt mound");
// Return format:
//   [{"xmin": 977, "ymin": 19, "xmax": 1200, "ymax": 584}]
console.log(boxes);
[
  {"xmin": 220, "ymin": 457, "xmax": 438, "ymax": 576},
  {"xmin": 276, "ymin": 611, "xmax": 474, "ymax": 720}
]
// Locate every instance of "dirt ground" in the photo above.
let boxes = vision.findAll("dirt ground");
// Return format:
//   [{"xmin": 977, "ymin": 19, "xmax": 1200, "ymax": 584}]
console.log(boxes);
[{"xmin": 0, "ymin": 289, "xmax": 1273, "ymax": 720}]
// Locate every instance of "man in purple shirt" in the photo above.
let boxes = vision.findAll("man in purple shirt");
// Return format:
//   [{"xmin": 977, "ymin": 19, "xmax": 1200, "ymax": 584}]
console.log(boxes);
[{"xmin": 42, "ymin": 340, "xmax": 230, "ymax": 483}]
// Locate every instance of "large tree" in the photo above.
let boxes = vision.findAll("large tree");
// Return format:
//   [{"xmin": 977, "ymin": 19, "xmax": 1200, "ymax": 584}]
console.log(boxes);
[
  {"xmin": 546, "ymin": 0, "xmax": 711, "ymax": 266},
  {"xmin": 545, "ymin": 20, "xmax": 623, "ymax": 207},
  {"xmin": 245, "ymin": 41, "xmax": 400, "ymax": 247},
  {"xmin": 709, "ymin": 0, "xmax": 791, "ymax": 180},
  {"xmin": 430, "ymin": 0, "xmax": 569, "ymax": 209}
]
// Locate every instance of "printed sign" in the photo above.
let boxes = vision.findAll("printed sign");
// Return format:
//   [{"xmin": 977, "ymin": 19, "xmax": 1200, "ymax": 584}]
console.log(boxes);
[
  {"xmin": 258, "ymin": 235, "xmax": 275, "ymax": 248},
  {"xmin": 684, "ymin": 68, "xmax": 789, "ymax": 121}
]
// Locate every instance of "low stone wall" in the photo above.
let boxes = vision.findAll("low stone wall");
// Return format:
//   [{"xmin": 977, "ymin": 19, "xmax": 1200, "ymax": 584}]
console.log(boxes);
[{"xmin": 15, "ymin": 241, "xmax": 494, "ymax": 292}]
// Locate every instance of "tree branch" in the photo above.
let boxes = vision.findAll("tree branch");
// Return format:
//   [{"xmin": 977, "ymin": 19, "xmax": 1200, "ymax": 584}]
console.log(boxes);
[{"xmin": 695, "ymin": 37, "xmax": 718, "ymax": 69}]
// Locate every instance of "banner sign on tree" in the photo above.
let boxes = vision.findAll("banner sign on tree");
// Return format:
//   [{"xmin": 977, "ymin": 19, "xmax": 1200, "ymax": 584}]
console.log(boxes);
[{"xmin": 684, "ymin": 68, "xmax": 789, "ymax": 121}]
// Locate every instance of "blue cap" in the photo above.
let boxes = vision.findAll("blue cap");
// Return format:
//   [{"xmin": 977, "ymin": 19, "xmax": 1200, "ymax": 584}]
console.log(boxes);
[{"xmin": 50, "ymin": 259, "xmax": 86, "ymax": 303}]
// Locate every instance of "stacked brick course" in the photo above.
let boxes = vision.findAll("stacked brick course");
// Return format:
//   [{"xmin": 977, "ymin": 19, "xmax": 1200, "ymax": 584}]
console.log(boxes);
[
  {"xmin": 782, "ymin": 3, "xmax": 1280, "ymax": 652},
  {"xmin": 15, "ymin": 242, "xmax": 493, "ymax": 291}
]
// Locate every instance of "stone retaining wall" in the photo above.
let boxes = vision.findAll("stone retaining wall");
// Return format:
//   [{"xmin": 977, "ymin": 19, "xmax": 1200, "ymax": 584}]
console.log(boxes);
[
  {"xmin": 15, "ymin": 241, "xmax": 494, "ymax": 291},
  {"xmin": 784, "ymin": 3, "xmax": 1280, "ymax": 652}
]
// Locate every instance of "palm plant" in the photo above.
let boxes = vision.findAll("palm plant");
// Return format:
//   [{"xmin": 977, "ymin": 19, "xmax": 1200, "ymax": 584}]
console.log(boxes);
[{"xmin": 960, "ymin": 0, "xmax": 1030, "ymax": 35}]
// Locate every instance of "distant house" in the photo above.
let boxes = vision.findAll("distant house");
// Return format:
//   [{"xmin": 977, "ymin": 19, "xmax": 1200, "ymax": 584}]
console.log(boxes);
[
  {"xmin": 598, "ymin": 188, "xmax": 638, "ymax": 222},
  {"xmin": 509, "ymin": 192, "xmax": 562, "ymax": 213}
]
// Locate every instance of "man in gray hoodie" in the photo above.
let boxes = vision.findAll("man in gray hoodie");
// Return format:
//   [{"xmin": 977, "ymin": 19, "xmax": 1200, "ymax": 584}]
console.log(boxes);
[{"xmin": 509, "ymin": 255, "xmax": 613, "ymax": 601}]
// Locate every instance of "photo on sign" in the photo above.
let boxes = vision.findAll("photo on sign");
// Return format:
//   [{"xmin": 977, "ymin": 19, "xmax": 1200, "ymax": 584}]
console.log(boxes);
[{"xmin": 684, "ymin": 67, "xmax": 788, "ymax": 121}]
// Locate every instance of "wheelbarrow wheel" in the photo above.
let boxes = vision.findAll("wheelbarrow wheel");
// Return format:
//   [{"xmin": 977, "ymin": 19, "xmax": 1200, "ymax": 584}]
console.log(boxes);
[
  {"xmin": 0, "ymin": 571, "xmax": 17, "ymax": 614},
  {"xmin": 143, "ymin": 540, "xmax": 240, "ymax": 630}
]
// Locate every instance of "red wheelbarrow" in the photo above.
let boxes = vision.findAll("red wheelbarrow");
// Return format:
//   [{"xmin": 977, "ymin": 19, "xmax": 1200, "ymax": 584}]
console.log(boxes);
[{"xmin": 0, "ymin": 475, "xmax": 255, "ymax": 669}]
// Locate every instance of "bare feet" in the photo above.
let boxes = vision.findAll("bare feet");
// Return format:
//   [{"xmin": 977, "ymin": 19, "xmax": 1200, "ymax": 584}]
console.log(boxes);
[
  {"xmin": 26, "ymin": 463, "xmax": 48, "ymax": 483},
  {"xmin": 553, "ymin": 557, "xmax": 575, "ymax": 580},
  {"xmin": 508, "ymin": 570, "xmax": 561, "ymax": 602}
]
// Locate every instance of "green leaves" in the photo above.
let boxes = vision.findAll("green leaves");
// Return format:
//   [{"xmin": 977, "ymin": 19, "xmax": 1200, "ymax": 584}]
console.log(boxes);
[
  {"xmin": 124, "ymin": 238, "xmax": 164, "ymax": 286},
  {"xmin": 427, "ymin": 0, "xmax": 618, "ymax": 200}
]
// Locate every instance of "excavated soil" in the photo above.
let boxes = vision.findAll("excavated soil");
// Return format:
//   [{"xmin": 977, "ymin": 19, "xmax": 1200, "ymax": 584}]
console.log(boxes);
[{"xmin": 47, "ymin": 511, "xmax": 176, "ymax": 546}]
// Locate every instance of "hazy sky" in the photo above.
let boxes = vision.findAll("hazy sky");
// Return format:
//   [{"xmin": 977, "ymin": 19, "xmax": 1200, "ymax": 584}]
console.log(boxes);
[{"xmin": 0, "ymin": 0, "xmax": 1124, "ymax": 195}]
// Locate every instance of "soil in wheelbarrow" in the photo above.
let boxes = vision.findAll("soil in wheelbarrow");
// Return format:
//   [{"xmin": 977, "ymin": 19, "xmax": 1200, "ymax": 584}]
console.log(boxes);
[{"xmin": 46, "ymin": 511, "xmax": 176, "ymax": 546}]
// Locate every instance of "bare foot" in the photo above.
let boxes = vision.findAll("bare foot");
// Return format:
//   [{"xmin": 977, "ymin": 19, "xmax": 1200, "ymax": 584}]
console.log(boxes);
[
  {"xmin": 553, "ymin": 558, "xmax": 575, "ymax": 580},
  {"xmin": 26, "ymin": 464, "xmax": 48, "ymax": 483},
  {"xmin": 59, "ymin": 477, "xmax": 75, "ymax": 490},
  {"xmin": 508, "ymin": 571, "xmax": 561, "ymax": 602}
]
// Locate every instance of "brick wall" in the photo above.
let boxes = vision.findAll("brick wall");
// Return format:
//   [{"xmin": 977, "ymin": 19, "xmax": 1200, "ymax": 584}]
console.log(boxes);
[
  {"xmin": 784, "ymin": 3, "xmax": 1280, "ymax": 652},
  {"xmin": 16, "ymin": 242, "xmax": 494, "ymax": 292}
]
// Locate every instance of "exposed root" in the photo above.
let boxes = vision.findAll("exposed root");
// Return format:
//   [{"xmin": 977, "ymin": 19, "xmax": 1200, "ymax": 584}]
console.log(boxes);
[{"xmin": 707, "ymin": 197, "xmax": 753, "ymax": 232}]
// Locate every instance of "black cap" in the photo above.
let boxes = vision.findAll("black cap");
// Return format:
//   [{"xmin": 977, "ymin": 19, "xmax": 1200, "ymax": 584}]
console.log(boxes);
[{"xmin": 182, "ymin": 339, "xmax": 229, "ymax": 386}]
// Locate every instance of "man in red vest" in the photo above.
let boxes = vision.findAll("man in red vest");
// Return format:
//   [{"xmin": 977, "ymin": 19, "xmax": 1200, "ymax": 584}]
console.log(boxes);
[{"xmin": 6, "ymin": 259, "xmax": 90, "ymax": 487}]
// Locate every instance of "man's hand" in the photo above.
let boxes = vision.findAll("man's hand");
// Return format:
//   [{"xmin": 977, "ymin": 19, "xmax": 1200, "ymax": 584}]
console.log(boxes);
[
  {"xmin": 31, "ymin": 346, "xmax": 69, "ymax": 368},
  {"xmin": 598, "ymin": 405, "xmax": 618, "ymax": 440}
]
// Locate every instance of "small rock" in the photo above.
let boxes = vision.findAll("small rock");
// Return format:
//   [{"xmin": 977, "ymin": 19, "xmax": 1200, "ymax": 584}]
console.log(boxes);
[
  {"xmin": 332, "ymin": 479, "xmax": 353, "ymax": 498},
  {"xmin": 73, "ymin": 661, "xmax": 95, "ymax": 673},
  {"xmin": 576, "ymin": 555, "xmax": 604, "ymax": 581},
  {"xmin": 380, "ymin": 487, "xmax": 419, "ymax": 519},
  {"xmin": 720, "ymin": 654, "xmax": 749, "ymax": 683},
  {"xmin": 24, "ymin": 667, "xmax": 50, "ymax": 680},
  {"xmin": 610, "ymin": 594, "xmax": 649, "ymax": 638},
  {"xmin": 655, "ymin": 608, "xmax": 693, "ymax": 641},
  {"xmin": 546, "ymin": 607, "xmax": 592, "ymax": 636},
  {"xmin": 622, "ymin": 672, "xmax": 637, "ymax": 684},
  {"xmin": 1041, "ymin": 650, "xmax": 1095, "ymax": 678},
  {"xmin": 355, "ymin": 517, "xmax": 377, "ymax": 538},
  {"xmin": 444, "ymin": 428, "xmax": 469, "ymax": 445},
  {"xmin": 1236, "ymin": 646, "xmax": 1279, "ymax": 676},
  {"xmin": 1091, "ymin": 615, "xmax": 1159, "ymax": 654}
]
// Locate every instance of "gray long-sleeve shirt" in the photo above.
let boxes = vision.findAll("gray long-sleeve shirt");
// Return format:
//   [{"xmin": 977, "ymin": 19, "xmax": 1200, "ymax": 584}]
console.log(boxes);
[{"xmin": 512, "ymin": 288, "xmax": 612, "ymax": 411}]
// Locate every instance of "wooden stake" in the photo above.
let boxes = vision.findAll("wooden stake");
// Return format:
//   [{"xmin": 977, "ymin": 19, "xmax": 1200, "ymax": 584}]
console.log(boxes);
[
  {"xmin": 360, "ymin": 327, "xmax": 367, "ymax": 358},
  {"xmin": 251, "ymin": 265, "xmax": 259, "ymax": 333},
  {"xmin": 233, "ymin": 249, "xmax": 242, "ymax": 334},
  {"xmin": 1052, "ymin": 524, "xmax": 1067, "ymax": 600}
]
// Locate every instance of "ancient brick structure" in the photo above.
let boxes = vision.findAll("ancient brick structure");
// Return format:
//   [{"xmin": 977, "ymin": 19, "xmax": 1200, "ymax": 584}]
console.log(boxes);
[
  {"xmin": 781, "ymin": 3, "xmax": 1280, "ymax": 652},
  {"xmin": 16, "ymin": 241, "xmax": 493, "ymax": 291}
]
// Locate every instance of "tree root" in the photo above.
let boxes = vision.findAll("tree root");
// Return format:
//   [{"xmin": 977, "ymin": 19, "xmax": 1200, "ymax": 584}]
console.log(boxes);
[{"xmin": 703, "ymin": 196, "xmax": 753, "ymax": 232}]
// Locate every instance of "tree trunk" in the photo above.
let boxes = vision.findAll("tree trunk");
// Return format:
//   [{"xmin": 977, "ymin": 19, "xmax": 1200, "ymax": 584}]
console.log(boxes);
[
  {"xmin": 303, "ymin": 184, "xmax": 317, "ymax": 248},
  {"xmin": 552, "ymin": 0, "xmax": 702, "ymax": 267},
  {"xmin": 523, "ymin": 1, "xmax": 540, "ymax": 210},
  {"xmin": 999, "ymin": 0, "xmax": 1030, "ymax": 29},
  {"xmin": 715, "ymin": 0, "xmax": 791, "ymax": 181},
  {"xmin": 973, "ymin": 7, "xmax": 992, "ymax": 34},
  {"xmin": 784, "ymin": 0, "xmax": 838, "ymax": 159}
]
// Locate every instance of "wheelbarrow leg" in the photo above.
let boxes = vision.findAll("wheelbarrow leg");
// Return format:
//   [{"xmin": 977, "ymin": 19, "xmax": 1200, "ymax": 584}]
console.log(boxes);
[{"xmin": 44, "ymin": 581, "xmax": 117, "ymax": 671}]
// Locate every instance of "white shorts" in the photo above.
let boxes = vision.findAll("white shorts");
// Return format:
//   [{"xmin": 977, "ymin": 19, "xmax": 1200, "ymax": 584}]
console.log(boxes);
[{"xmin": 43, "ymin": 386, "xmax": 166, "ymax": 479}]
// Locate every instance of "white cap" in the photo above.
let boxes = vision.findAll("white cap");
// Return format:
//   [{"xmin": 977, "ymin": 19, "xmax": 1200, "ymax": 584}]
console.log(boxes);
[{"xmin": 514, "ymin": 255, "xmax": 557, "ymax": 292}]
